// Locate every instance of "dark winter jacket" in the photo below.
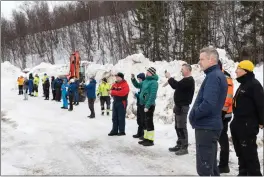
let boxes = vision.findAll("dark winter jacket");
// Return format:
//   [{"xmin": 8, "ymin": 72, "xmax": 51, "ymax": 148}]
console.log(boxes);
[
  {"xmin": 55, "ymin": 78, "xmax": 63, "ymax": 89},
  {"xmin": 132, "ymin": 74, "xmax": 159, "ymax": 109},
  {"xmin": 168, "ymin": 76, "xmax": 195, "ymax": 106},
  {"xmin": 51, "ymin": 77, "xmax": 55, "ymax": 90},
  {"xmin": 85, "ymin": 79, "xmax": 97, "ymax": 99},
  {"xmin": 189, "ymin": 65, "xmax": 228, "ymax": 130},
  {"xmin": 68, "ymin": 82, "xmax": 78, "ymax": 96},
  {"xmin": 232, "ymin": 72, "xmax": 264, "ymax": 129},
  {"xmin": 43, "ymin": 79, "xmax": 50, "ymax": 90},
  {"xmin": 111, "ymin": 80, "xmax": 130, "ymax": 102}
]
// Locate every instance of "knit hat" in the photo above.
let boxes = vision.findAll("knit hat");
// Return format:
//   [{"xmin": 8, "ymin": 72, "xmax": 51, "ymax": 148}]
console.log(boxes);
[
  {"xmin": 238, "ymin": 60, "xmax": 254, "ymax": 72},
  {"xmin": 147, "ymin": 67, "xmax": 156, "ymax": 75},
  {"xmin": 137, "ymin": 73, "xmax": 146, "ymax": 81},
  {"xmin": 102, "ymin": 78, "xmax": 107, "ymax": 82},
  {"xmin": 115, "ymin": 72, "xmax": 124, "ymax": 79}
]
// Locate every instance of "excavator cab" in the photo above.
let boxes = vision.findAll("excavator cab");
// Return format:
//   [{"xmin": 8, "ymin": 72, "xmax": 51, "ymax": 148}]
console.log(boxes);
[{"xmin": 68, "ymin": 51, "xmax": 87, "ymax": 102}]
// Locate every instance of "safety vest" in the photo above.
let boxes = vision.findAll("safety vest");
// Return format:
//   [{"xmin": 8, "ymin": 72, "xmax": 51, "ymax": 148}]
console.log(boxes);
[
  {"xmin": 42, "ymin": 75, "xmax": 48, "ymax": 84},
  {"xmin": 97, "ymin": 82, "xmax": 111, "ymax": 96},
  {"xmin": 222, "ymin": 71, "xmax": 233, "ymax": 119},
  {"xmin": 17, "ymin": 77, "xmax": 24, "ymax": 85},
  {"xmin": 34, "ymin": 77, "xmax": 40, "ymax": 85}
]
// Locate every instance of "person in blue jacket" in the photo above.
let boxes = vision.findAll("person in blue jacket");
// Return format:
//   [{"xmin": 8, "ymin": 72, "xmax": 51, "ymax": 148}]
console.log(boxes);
[
  {"xmin": 74, "ymin": 78, "xmax": 80, "ymax": 105},
  {"xmin": 189, "ymin": 47, "xmax": 228, "ymax": 176},
  {"xmin": 85, "ymin": 76, "xmax": 97, "ymax": 118},
  {"xmin": 61, "ymin": 78, "xmax": 69, "ymax": 109},
  {"xmin": 28, "ymin": 73, "xmax": 34, "ymax": 96},
  {"xmin": 68, "ymin": 78, "xmax": 78, "ymax": 111}
]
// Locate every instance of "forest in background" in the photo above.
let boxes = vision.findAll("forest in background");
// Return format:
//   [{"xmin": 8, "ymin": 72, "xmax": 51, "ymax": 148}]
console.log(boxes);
[{"xmin": 1, "ymin": 1, "xmax": 264, "ymax": 69}]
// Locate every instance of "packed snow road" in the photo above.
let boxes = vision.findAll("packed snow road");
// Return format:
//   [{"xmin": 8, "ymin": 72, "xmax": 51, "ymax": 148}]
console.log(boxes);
[{"xmin": 2, "ymin": 92, "xmax": 198, "ymax": 175}]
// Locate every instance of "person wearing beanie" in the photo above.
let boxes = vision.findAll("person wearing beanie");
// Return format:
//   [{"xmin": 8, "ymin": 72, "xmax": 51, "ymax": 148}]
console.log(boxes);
[
  {"xmin": 85, "ymin": 77, "xmax": 97, "ymax": 118},
  {"xmin": 216, "ymin": 60, "xmax": 234, "ymax": 173},
  {"xmin": 131, "ymin": 73, "xmax": 146, "ymax": 138},
  {"xmin": 108, "ymin": 72, "xmax": 130, "ymax": 136},
  {"xmin": 230, "ymin": 60, "xmax": 264, "ymax": 176},
  {"xmin": 97, "ymin": 78, "xmax": 111, "ymax": 116},
  {"xmin": 131, "ymin": 67, "xmax": 158, "ymax": 146},
  {"xmin": 165, "ymin": 63, "xmax": 195, "ymax": 156},
  {"xmin": 51, "ymin": 76, "xmax": 56, "ymax": 100}
]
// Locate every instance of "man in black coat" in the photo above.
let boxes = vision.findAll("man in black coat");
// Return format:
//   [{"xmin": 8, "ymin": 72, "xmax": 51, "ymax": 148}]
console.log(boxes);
[
  {"xmin": 165, "ymin": 64, "xmax": 195, "ymax": 156},
  {"xmin": 231, "ymin": 60, "xmax": 264, "ymax": 176},
  {"xmin": 43, "ymin": 78, "xmax": 50, "ymax": 100}
]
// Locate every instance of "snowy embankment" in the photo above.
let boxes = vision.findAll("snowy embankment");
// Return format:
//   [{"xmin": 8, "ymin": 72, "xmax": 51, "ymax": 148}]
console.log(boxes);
[{"xmin": 1, "ymin": 49, "xmax": 263, "ymax": 175}]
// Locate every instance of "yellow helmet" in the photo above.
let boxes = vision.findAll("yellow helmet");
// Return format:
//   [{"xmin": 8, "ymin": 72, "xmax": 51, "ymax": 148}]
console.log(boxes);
[{"xmin": 237, "ymin": 60, "xmax": 254, "ymax": 72}]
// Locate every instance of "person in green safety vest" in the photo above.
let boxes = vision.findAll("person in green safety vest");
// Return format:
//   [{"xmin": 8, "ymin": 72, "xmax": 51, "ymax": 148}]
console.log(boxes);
[{"xmin": 97, "ymin": 78, "xmax": 111, "ymax": 116}]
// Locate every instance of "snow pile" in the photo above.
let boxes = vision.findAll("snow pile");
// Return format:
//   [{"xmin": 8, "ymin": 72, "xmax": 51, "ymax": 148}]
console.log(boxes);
[{"xmin": 1, "ymin": 61, "xmax": 24, "ymax": 92}]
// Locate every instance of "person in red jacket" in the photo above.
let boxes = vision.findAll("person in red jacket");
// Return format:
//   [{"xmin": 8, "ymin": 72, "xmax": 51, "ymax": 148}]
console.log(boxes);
[{"xmin": 108, "ymin": 72, "xmax": 130, "ymax": 136}]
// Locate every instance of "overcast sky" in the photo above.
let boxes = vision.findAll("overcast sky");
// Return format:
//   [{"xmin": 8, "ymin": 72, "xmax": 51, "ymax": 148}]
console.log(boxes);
[{"xmin": 1, "ymin": 1, "xmax": 71, "ymax": 20}]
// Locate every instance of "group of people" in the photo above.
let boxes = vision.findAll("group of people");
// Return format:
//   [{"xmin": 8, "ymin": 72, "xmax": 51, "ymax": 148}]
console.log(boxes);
[{"xmin": 17, "ymin": 46, "xmax": 263, "ymax": 176}]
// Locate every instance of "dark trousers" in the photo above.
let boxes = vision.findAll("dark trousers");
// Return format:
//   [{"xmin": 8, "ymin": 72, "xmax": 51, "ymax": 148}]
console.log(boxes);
[
  {"xmin": 52, "ymin": 89, "xmax": 56, "ymax": 100},
  {"xmin": 136, "ymin": 104, "xmax": 145, "ymax": 136},
  {"xmin": 69, "ymin": 94, "xmax": 74, "ymax": 110},
  {"xmin": 100, "ymin": 96, "xmax": 111, "ymax": 112},
  {"xmin": 174, "ymin": 105, "xmax": 189, "ymax": 149},
  {"xmin": 18, "ymin": 85, "xmax": 23, "ymax": 94},
  {"xmin": 111, "ymin": 100, "xmax": 127, "ymax": 133},
  {"xmin": 218, "ymin": 119, "xmax": 230, "ymax": 168},
  {"xmin": 33, "ymin": 84, "xmax": 38, "ymax": 93},
  {"xmin": 145, "ymin": 105, "xmax": 155, "ymax": 131},
  {"xmin": 195, "ymin": 129, "xmax": 221, "ymax": 176},
  {"xmin": 44, "ymin": 89, "xmax": 49, "ymax": 99},
  {"xmin": 230, "ymin": 120, "xmax": 262, "ymax": 176},
  {"xmin": 56, "ymin": 88, "xmax": 61, "ymax": 101},
  {"xmin": 42, "ymin": 84, "xmax": 45, "ymax": 96},
  {"xmin": 74, "ymin": 91, "xmax": 79, "ymax": 104},
  {"xmin": 88, "ymin": 98, "xmax": 95, "ymax": 116}
]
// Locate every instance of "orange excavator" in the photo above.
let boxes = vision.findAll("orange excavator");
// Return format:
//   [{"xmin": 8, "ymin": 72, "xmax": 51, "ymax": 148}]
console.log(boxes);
[{"xmin": 67, "ymin": 51, "xmax": 87, "ymax": 102}]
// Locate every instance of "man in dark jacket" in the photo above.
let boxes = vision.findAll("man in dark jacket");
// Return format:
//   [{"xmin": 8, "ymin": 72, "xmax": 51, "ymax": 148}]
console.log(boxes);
[
  {"xmin": 189, "ymin": 47, "xmax": 228, "ymax": 176},
  {"xmin": 231, "ymin": 60, "xmax": 264, "ymax": 176},
  {"xmin": 68, "ymin": 78, "xmax": 78, "ymax": 111},
  {"xmin": 165, "ymin": 64, "xmax": 195, "ymax": 156},
  {"xmin": 43, "ymin": 78, "xmax": 50, "ymax": 100},
  {"xmin": 85, "ymin": 77, "xmax": 97, "ymax": 118},
  {"xmin": 51, "ymin": 76, "xmax": 56, "ymax": 100},
  {"xmin": 109, "ymin": 72, "xmax": 130, "ymax": 136},
  {"xmin": 131, "ymin": 73, "xmax": 146, "ymax": 138},
  {"xmin": 55, "ymin": 77, "xmax": 63, "ymax": 102}
]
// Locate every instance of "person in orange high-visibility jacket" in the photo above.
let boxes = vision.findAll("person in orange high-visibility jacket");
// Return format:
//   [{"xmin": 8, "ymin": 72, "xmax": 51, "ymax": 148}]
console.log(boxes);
[
  {"xmin": 17, "ymin": 76, "xmax": 24, "ymax": 95},
  {"xmin": 217, "ymin": 60, "xmax": 234, "ymax": 174}
]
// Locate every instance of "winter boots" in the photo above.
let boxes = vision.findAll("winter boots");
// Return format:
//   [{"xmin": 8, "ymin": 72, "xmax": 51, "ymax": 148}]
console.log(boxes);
[
  {"xmin": 169, "ymin": 145, "xmax": 181, "ymax": 152},
  {"xmin": 218, "ymin": 166, "xmax": 230, "ymax": 174},
  {"xmin": 133, "ymin": 128, "xmax": 144, "ymax": 138},
  {"xmin": 138, "ymin": 130, "xmax": 154, "ymax": 146},
  {"xmin": 169, "ymin": 143, "xmax": 188, "ymax": 155}
]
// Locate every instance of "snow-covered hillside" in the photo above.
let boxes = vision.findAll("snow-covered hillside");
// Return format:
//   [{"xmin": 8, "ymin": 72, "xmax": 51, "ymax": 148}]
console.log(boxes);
[{"xmin": 1, "ymin": 49, "xmax": 263, "ymax": 175}]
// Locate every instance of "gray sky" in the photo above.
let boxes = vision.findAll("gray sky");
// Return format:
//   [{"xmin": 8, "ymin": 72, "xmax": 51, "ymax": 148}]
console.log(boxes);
[{"xmin": 1, "ymin": 1, "xmax": 71, "ymax": 20}]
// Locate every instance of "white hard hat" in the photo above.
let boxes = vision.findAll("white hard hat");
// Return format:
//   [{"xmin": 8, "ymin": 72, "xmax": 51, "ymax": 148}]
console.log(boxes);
[{"xmin": 70, "ymin": 79, "xmax": 74, "ymax": 83}]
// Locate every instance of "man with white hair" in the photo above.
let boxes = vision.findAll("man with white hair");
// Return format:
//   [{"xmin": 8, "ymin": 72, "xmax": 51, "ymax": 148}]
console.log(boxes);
[{"xmin": 189, "ymin": 47, "xmax": 228, "ymax": 176}]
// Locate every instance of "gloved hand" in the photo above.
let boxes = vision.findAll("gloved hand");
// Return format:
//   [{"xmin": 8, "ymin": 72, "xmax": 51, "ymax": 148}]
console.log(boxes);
[
  {"xmin": 144, "ymin": 108, "xmax": 148, "ymax": 112},
  {"xmin": 131, "ymin": 74, "xmax": 135, "ymax": 79}
]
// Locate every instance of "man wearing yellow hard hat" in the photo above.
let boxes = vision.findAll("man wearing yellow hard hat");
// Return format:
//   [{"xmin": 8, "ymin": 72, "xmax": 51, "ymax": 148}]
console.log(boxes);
[{"xmin": 230, "ymin": 60, "xmax": 264, "ymax": 176}]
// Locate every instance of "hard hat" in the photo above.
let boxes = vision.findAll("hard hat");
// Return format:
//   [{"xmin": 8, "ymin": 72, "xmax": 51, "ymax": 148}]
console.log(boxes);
[{"xmin": 237, "ymin": 60, "xmax": 254, "ymax": 72}]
